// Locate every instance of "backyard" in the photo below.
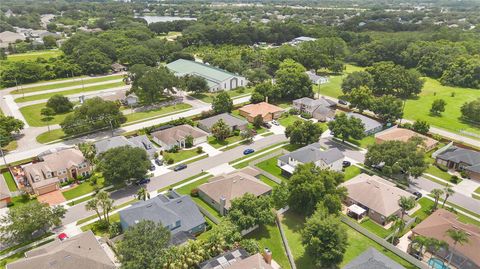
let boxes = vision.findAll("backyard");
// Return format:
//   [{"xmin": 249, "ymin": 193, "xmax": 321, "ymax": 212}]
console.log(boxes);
[
  {"xmin": 255, "ymin": 155, "xmax": 289, "ymax": 181},
  {"xmin": 245, "ymin": 223, "xmax": 291, "ymax": 269},
  {"xmin": 2, "ymin": 171, "xmax": 18, "ymax": 192}
]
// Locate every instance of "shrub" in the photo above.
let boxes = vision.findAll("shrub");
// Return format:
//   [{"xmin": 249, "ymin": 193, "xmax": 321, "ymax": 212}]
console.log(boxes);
[
  {"xmin": 196, "ymin": 146, "xmax": 203, "ymax": 154},
  {"xmin": 108, "ymin": 222, "xmax": 122, "ymax": 238},
  {"xmin": 233, "ymin": 129, "xmax": 240, "ymax": 136},
  {"xmin": 300, "ymin": 112, "xmax": 312, "ymax": 119},
  {"xmin": 168, "ymin": 145, "xmax": 180, "ymax": 153},
  {"xmin": 460, "ymin": 170, "xmax": 468, "ymax": 178},
  {"xmin": 154, "ymin": 152, "xmax": 159, "ymax": 158},
  {"xmin": 450, "ymin": 175, "xmax": 460, "ymax": 184},
  {"xmin": 236, "ymin": 86, "xmax": 246, "ymax": 93},
  {"xmin": 166, "ymin": 157, "xmax": 174, "ymax": 164},
  {"xmin": 190, "ymin": 188, "xmax": 199, "ymax": 197},
  {"xmin": 289, "ymin": 108, "xmax": 300, "ymax": 115}
]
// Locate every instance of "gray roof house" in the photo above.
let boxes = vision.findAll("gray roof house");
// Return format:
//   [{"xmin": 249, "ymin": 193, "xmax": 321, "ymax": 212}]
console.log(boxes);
[
  {"xmin": 292, "ymin": 97, "xmax": 336, "ymax": 121},
  {"xmin": 119, "ymin": 191, "xmax": 206, "ymax": 245},
  {"xmin": 343, "ymin": 248, "xmax": 405, "ymax": 269},
  {"xmin": 306, "ymin": 71, "xmax": 329, "ymax": 85},
  {"xmin": 94, "ymin": 135, "xmax": 156, "ymax": 158},
  {"xmin": 347, "ymin": 113, "xmax": 383, "ymax": 135},
  {"xmin": 435, "ymin": 146, "xmax": 480, "ymax": 181},
  {"xmin": 277, "ymin": 143, "xmax": 344, "ymax": 175},
  {"xmin": 197, "ymin": 113, "xmax": 248, "ymax": 133}
]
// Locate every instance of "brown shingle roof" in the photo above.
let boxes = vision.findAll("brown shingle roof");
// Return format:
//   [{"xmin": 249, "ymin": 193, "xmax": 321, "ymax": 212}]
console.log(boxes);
[
  {"xmin": 40, "ymin": 148, "xmax": 86, "ymax": 172},
  {"xmin": 239, "ymin": 102, "xmax": 283, "ymax": 118},
  {"xmin": 151, "ymin": 125, "xmax": 208, "ymax": 146},
  {"xmin": 375, "ymin": 127, "xmax": 438, "ymax": 149},
  {"xmin": 6, "ymin": 231, "xmax": 116, "ymax": 269},
  {"xmin": 198, "ymin": 168, "xmax": 271, "ymax": 209},
  {"xmin": 228, "ymin": 253, "xmax": 274, "ymax": 269},
  {"xmin": 412, "ymin": 209, "xmax": 480, "ymax": 266},
  {"xmin": 342, "ymin": 174, "xmax": 415, "ymax": 217}
]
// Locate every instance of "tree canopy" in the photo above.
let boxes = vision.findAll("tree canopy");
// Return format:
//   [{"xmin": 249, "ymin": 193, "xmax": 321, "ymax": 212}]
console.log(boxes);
[
  {"xmin": 228, "ymin": 193, "xmax": 276, "ymax": 231},
  {"xmin": 327, "ymin": 113, "xmax": 365, "ymax": 142},
  {"xmin": 275, "ymin": 59, "xmax": 313, "ymax": 100},
  {"xmin": 97, "ymin": 146, "xmax": 150, "ymax": 185},
  {"xmin": 46, "ymin": 94, "xmax": 74, "ymax": 114},
  {"xmin": 212, "ymin": 91, "xmax": 233, "ymax": 114},
  {"xmin": 285, "ymin": 120, "xmax": 323, "ymax": 146}
]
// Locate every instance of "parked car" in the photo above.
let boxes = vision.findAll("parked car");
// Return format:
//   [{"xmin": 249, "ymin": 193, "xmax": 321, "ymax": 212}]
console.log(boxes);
[
  {"xmin": 412, "ymin": 191, "xmax": 422, "ymax": 200},
  {"xmin": 342, "ymin": 161, "xmax": 351, "ymax": 168},
  {"xmin": 338, "ymin": 99, "xmax": 348, "ymax": 105},
  {"xmin": 155, "ymin": 158, "xmax": 164, "ymax": 166},
  {"xmin": 263, "ymin": 122, "xmax": 272, "ymax": 128},
  {"xmin": 58, "ymin": 233, "xmax": 68, "ymax": 241},
  {"xmin": 135, "ymin": 178, "xmax": 151, "ymax": 185},
  {"xmin": 243, "ymin": 148, "xmax": 255, "ymax": 155},
  {"xmin": 174, "ymin": 164, "xmax": 187, "ymax": 171},
  {"xmin": 271, "ymin": 120, "xmax": 279, "ymax": 126},
  {"xmin": 149, "ymin": 164, "xmax": 156, "ymax": 171}
]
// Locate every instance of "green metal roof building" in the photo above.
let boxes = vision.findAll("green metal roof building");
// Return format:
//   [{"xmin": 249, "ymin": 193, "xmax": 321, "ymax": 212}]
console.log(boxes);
[{"xmin": 166, "ymin": 59, "xmax": 247, "ymax": 92}]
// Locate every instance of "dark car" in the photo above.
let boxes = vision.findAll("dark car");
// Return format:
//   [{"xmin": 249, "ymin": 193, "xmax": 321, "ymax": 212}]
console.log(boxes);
[
  {"xmin": 243, "ymin": 148, "xmax": 255, "ymax": 155},
  {"xmin": 263, "ymin": 122, "xmax": 272, "ymax": 129},
  {"xmin": 155, "ymin": 158, "xmax": 164, "ymax": 166},
  {"xmin": 135, "ymin": 178, "xmax": 151, "ymax": 185},
  {"xmin": 173, "ymin": 164, "xmax": 187, "ymax": 171},
  {"xmin": 413, "ymin": 191, "xmax": 422, "ymax": 200},
  {"xmin": 342, "ymin": 161, "xmax": 351, "ymax": 168},
  {"xmin": 149, "ymin": 164, "xmax": 156, "ymax": 171},
  {"xmin": 338, "ymin": 99, "xmax": 348, "ymax": 105}
]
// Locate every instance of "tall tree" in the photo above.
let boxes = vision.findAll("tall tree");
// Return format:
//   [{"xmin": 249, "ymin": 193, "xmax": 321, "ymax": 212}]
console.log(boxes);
[
  {"xmin": 131, "ymin": 66, "xmax": 178, "ymax": 105},
  {"xmin": 442, "ymin": 186, "xmax": 454, "ymax": 208},
  {"xmin": 46, "ymin": 94, "xmax": 73, "ymax": 114},
  {"xmin": 344, "ymin": 87, "xmax": 374, "ymax": 113},
  {"xmin": 285, "ymin": 120, "xmax": 323, "ymax": 146},
  {"xmin": 430, "ymin": 99, "xmax": 446, "ymax": 116},
  {"xmin": 341, "ymin": 71, "xmax": 373, "ymax": 93},
  {"xmin": 228, "ymin": 193, "xmax": 275, "ymax": 231},
  {"xmin": 137, "ymin": 187, "xmax": 150, "ymax": 201},
  {"xmin": 372, "ymin": 95, "xmax": 404, "ymax": 123},
  {"xmin": 0, "ymin": 115, "xmax": 24, "ymax": 147},
  {"xmin": 398, "ymin": 196, "xmax": 416, "ymax": 220},
  {"xmin": 183, "ymin": 75, "xmax": 209, "ymax": 93},
  {"xmin": 211, "ymin": 119, "xmax": 231, "ymax": 141},
  {"xmin": 275, "ymin": 59, "xmax": 313, "ymax": 100},
  {"xmin": 212, "ymin": 91, "xmax": 233, "ymax": 114},
  {"xmin": 97, "ymin": 146, "xmax": 150, "ymax": 185},
  {"xmin": 412, "ymin": 120, "xmax": 430, "ymax": 135},
  {"xmin": 40, "ymin": 107, "xmax": 55, "ymax": 132},
  {"xmin": 445, "ymin": 229, "xmax": 469, "ymax": 267},
  {"xmin": 460, "ymin": 98, "xmax": 480, "ymax": 124},
  {"xmin": 431, "ymin": 188, "xmax": 444, "ymax": 211},
  {"xmin": 327, "ymin": 113, "xmax": 365, "ymax": 142}
]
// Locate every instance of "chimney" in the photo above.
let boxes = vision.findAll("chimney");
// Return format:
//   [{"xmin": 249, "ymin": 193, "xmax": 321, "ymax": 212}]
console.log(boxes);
[
  {"xmin": 265, "ymin": 96, "xmax": 269, "ymax": 103},
  {"xmin": 219, "ymin": 195, "xmax": 226, "ymax": 216},
  {"xmin": 263, "ymin": 248, "xmax": 272, "ymax": 265}
]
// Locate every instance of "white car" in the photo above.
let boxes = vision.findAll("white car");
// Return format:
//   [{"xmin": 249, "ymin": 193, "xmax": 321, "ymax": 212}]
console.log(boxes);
[{"xmin": 271, "ymin": 120, "xmax": 279, "ymax": 126}]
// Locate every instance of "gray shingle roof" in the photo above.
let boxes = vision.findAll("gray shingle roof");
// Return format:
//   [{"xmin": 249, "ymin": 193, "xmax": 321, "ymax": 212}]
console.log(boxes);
[
  {"xmin": 437, "ymin": 146, "xmax": 480, "ymax": 166},
  {"xmin": 278, "ymin": 143, "xmax": 344, "ymax": 164},
  {"xmin": 294, "ymin": 97, "xmax": 335, "ymax": 107},
  {"xmin": 198, "ymin": 113, "xmax": 247, "ymax": 131},
  {"xmin": 348, "ymin": 113, "xmax": 382, "ymax": 132},
  {"xmin": 343, "ymin": 248, "xmax": 406, "ymax": 269},
  {"xmin": 94, "ymin": 135, "xmax": 156, "ymax": 157},
  {"xmin": 119, "ymin": 191, "xmax": 205, "ymax": 236}
]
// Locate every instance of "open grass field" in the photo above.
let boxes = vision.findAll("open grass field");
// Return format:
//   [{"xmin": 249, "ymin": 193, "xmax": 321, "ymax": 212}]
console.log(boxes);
[
  {"xmin": 11, "ymin": 75, "xmax": 123, "ymax": 94},
  {"xmin": 280, "ymin": 211, "xmax": 416, "ymax": 269},
  {"xmin": 245, "ymin": 224, "xmax": 291, "ymax": 269},
  {"xmin": 190, "ymin": 87, "xmax": 253, "ymax": 103},
  {"xmin": 20, "ymin": 103, "xmax": 73, "ymax": 127},
  {"xmin": 315, "ymin": 64, "xmax": 365, "ymax": 99},
  {"xmin": 36, "ymin": 129, "xmax": 66, "ymax": 144},
  {"xmin": 4, "ymin": 50, "xmax": 63, "ymax": 62},
  {"xmin": 124, "ymin": 103, "xmax": 191, "ymax": 122},
  {"xmin": 14, "ymin": 81, "xmax": 126, "ymax": 103}
]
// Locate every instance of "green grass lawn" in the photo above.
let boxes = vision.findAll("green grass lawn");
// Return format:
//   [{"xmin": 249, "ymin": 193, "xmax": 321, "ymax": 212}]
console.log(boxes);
[
  {"xmin": 62, "ymin": 176, "xmax": 106, "ymax": 201},
  {"xmin": 80, "ymin": 213, "xmax": 120, "ymax": 237},
  {"xmin": 14, "ymin": 81, "xmax": 125, "ymax": 103},
  {"xmin": 11, "ymin": 75, "xmax": 123, "ymax": 94},
  {"xmin": 280, "ymin": 211, "xmax": 416, "ymax": 269},
  {"xmin": 20, "ymin": 103, "xmax": 73, "ymax": 127},
  {"xmin": 245, "ymin": 224, "xmax": 291, "ymax": 269},
  {"xmin": 278, "ymin": 114, "xmax": 305, "ymax": 127},
  {"xmin": 412, "ymin": 197, "xmax": 434, "ymax": 223},
  {"xmin": 314, "ymin": 64, "xmax": 365, "ymax": 99},
  {"xmin": 36, "ymin": 129, "xmax": 66, "ymax": 144},
  {"xmin": 190, "ymin": 87, "xmax": 253, "ymax": 103},
  {"xmin": 9, "ymin": 195, "xmax": 37, "ymax": 207},
  {"xmin": 343, "ymin": 165, "xmax": 362, "ymax": 181},
  {"xmin": 359, "ymin": 218, "xmax": 391, "ymax": 238},
  {"xmin": 2, "ymin": 171, "xmax": 18, "ymax": 192},
  {"xmin": 5, "ymin": 50, "xmax": 62, "ymax": 62},
  {"xmin": 124, "ymin": 103, "xmax": 192, "ymax": 123},
  {"xmin": 255, "ymin": 155, "xmax": 289, "ymax": 181},
  {"xmin": 163, "ymin": 148, "xmax": 203, "ymax": 163},
  {"xmin": 475, "ymin": 187, "xmax": 480, "ymax": 195},
  {"xmin": 346, "ymin": 135, "xmax": 376, "ymax": 149},
  {"xmin": 258, "ymin": 174, "xmax": 280, "ymax": 187},
  {"xmin": 2, "ymin": 140, "xmax": 18, "ymax": 152},
  {"xmin": 207, "ymin": 135, "xmax": 244, "ymax": 148}
]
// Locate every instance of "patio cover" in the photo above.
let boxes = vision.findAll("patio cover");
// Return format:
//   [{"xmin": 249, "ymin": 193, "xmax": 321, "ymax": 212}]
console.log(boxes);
[{"xmin": 348, "ymin": 204, "xmax": 366, "ymax": 216}]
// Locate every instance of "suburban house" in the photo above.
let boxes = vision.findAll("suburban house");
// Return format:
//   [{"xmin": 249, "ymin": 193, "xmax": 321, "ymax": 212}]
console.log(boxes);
[
  {"xmin": 94, "ymin": 135, "xmax": 156, "ymax": 158},
  {"xmin": 292, "ymin": 97, "xmax": 336, "ymax": 121},
  {"xmin": 111, "ymin": 63, "xmax": 126, "ymax": 72},
  {"xmin": 375, "ymin": 126, "xmax": 439, "ymax": 151},
  {"xmin": 0, "ymin": 31, "xmax": 26, "ymax": 48},
  {"xmin": 199, "ymin": 248, "xmax": 276, "ymax": 269},
  {"xmin": 343, "ymin": 248, "xmax": 406, "ymax": 269},
  {"xmin": 151, "ymin": 124, "xmax": 208, "ymax": 150},
  {"xmin": 197, "ymin": 113, "xmax": 248, "ymax": 133},
  {"xmin": 411, "ymin": 209, "xmax": 480, "ymax": 269},
  {"xmin": 99, "ymin": 90, "xmax": 138, "ymax": 107},
  {"xmin": 347, "ymin": 112, "xmax": 383, "ymax": 135},
  {"xmin": 166, "ymin": 59, "xmax": 247, "ymax": 92},
  {"xmin": 289, "ymin": 36, "xmax": 316, "ymax": 45},
  {"xmin": 22, "ymin": 148, "xmax": 91, "ymax": 195},
  {"xmin": 277, "ymin": 143, "xmax": 344, "ymax": 176},
  {"xmin": 238, "ymin": 102, "xmax": 284, "ymax": 123},
  {"xmin": 305, "ymin": 71, "xmax": 329, "ymax": 85},
  {"xmin": 435, "ymin": 145, "xmax": 480, "ymax": 181},
  {"xmin": 6, "ymin": 231, "xmax": 116, "ymax": 269},
  {"xmin": 119, "ymin": 191, "xmax": 205, "ymax": 245},
  {"xmin": 197, "ymin": 167, "xmax": 272, "ymax": 216},
  {"xmin": 0, "ymin": 177, "xmax": 11, "ymax": 208},
  {"xmin": 341, "ymin": 173, "xmax": 415, "ymax": 225}
]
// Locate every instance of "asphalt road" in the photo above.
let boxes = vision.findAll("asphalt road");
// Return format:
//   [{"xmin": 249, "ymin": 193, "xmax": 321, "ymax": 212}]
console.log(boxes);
[{"xmin": 61, "ymin": 133, "xmax": 287, "ymax": 224}]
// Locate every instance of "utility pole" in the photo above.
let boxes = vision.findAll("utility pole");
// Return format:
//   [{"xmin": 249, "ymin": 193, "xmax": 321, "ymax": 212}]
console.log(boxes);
[{"xmin": 0, "ymin": 136, "xmax": 8, "ymax": 168}]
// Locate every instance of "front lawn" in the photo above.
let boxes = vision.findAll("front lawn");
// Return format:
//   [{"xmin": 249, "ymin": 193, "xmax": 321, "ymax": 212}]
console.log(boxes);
[
  {"xmin": 412, "ymin": 197, "xmax": 434, "ymax": 223},
  {"xmin": 2, "ymin": 171, "xmax": 18, "ymax": 192},
  {"xmin": 124, "ymin": 103, "xmax": 192, "ymax": 123},
  {"xmin": 208, "ymin": 135, "xmax": 244, "ymax": 149},
  {"xmin": 36, "ymin": 129, "xmax": 66, "ymax": 144},
  {"xmin": 475, "ymin": 187, "xmax": 480, "ymax": 195},
  {"xmin": 20, "ymin": 103, "xmax": 73, "ymax": 127},
  {"xmin": 80, "ymin": 213, "xmax": 120, "ymax": 237},
  {"xmin": 343, "ymin": 166, "xmax": 362, "ymax": 181},
  {"xmin": 62, "ymin": 176, "xmax": 106, "ymax": 201},
  {"xmin": 346, "ymin": 135, "xmax": 376, "ymax": 149},
  {"xmin": 245, "ymin": 224, "xmax": 291, "ymax": 269},
  {"xmin": 163, "ymin": 147, "xmax": 203, "ymax": 164},
  {"xmin": 278, "ymin": 114, "xmax": 304, "ymax": 127},
  {"xmin": 255, "ymin": 156, "xmax": 289, "ymax": 181}
]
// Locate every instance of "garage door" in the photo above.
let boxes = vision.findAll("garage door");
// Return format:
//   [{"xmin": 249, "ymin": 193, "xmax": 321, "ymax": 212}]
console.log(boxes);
[{"xmin": 37, "ymin": 184, "xmax": 58, "ymax": 195}]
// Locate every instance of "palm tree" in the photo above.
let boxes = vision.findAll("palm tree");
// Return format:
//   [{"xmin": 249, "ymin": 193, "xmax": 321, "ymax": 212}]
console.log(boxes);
[
  {"xmin": 96, "ymin": 191, "xmax": 114, "ymax": 224},
  {"xmin": 446, "ymin": 229, "xmax": 469, "ymax": 267},
  {"xmin": 431, "ymin": 189, "xmax": 444, "ymax": 211},
  {"xmin": 137, "ymin": 187, "xmax": 150, "ymax": 201},
  {"xmin": 85, "ymin": 197, "xmax": 102, "ymax": 221},
  {"xmin": 388, "ymin": 215, "xmax": 406, "ymax": 245},
  {"xmin": 398, "ymin": 196, "xmax": 416, "ymax": 220},
  {"xmin": 425, "ymin": 238, "xmax": 448, "ymax": 260},
  {"xmin": 78, "ymin": 142, "xmax": 96, "ymax": 165},
  {"xmin": 442, "ymin": 186, "xmax": 454, "ymax": 208},
  {"xmin": 411, "ymin": 235, "xmax": 428, "ymax": 257}
]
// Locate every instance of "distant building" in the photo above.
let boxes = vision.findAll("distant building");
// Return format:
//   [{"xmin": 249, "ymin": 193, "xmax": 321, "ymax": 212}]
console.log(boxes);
[
  {"xmin": 277, "ymin": 143, "xmax": 344, "ymax": 175},
  {"xmin": 347, "ymin": 113, "xmax": 383, "ymax": 135},
  {"xmin": 289, "ymin": 36, "xmax": 317, "ymax": 45},
  {"xmin": 111, "ymin": 63, "xmax": 126, "ymax": 73},
  {"xmin": 166, "ymin": 59, "xmax": 247, "ymax": 92},
  {"xmin": 343, "ymin": 248, "xmax": 406, "ymax": 269},
  {"xmin": 375, "ymin": 126, "xmax": 438, "ymax": 151},
  {"xmin": 150, "ymin": 124, "xmax": 208, "ymax": 150},
  {"xmin": 119, "ymin": 191, "xmax": 205, "ymax": 245},
  {"xmin": 0, "ymin": 31, "xmax": 26, "ymax": 48},
  {"xmin": 305, "ymin": 71, "xmax": 329, "ymax": 85},
  {"xmin": 94, "ymin": 135, "xmax": 156, "ymax": 158},
  {"xmin": 238, "ymin": 102, "xmax": 284, "ymax": 123},
  {"xmin": 197, "ymin": 113, "xmax": 248, "ymax": 133},
  {"xmin": 292, "ymin": 97, "xmax": 336, "ymax": 122}
]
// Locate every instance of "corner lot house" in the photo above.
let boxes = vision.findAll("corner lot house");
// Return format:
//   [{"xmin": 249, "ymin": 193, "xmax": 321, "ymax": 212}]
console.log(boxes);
[
  {"xmin": 166, "ymin": 59, "xmax": 247, "ymax": 92},
  {"xmin": 94, "ymin": 135, "xmax": 156, "ymax": 158},
  {"xmin": 238, "ymin": 102, "xmax": 284, "ymax": 123},
  {"xmin": 119, "ymin": 191, "xmax": 205, "ymax": 245},
  {"xmin": 342, "ymin": 173, "xmax": 415, "ymax": 225},
  {"xmin": 348, "ymin": 112, "xmax": 383, "ymax": 135},
  {"xmin": 6, "ymin": 231, "xmax": 116, "ymax": 269},
  {"xmin": 22, "ymin": 148, "xmax": 91, "ymax": 195},
  {"xmin": 343, "ymin": 248, "xmax": 406, "ymax": 269},
  {"xmin": 277, "ymin": 143, "xmax": 344, "ymax": 176},
  {"xmin": 435, "ymin": 146, "xmax": 480, "ymax": 181},
  {"xmin": 375, "ymin": 126, "xmax": 438, "ymax": 151},
  {"xmin": 292, "ymin": 97, "xmax": 336, "ymax": 121},
  {"xmin": 198, "ymin": 113, "xmax": 248, "ymax": 133},
  {"xmin": 151, "ymin": 124, "xmax": 208, "ymax": 150},
  {"xmin": 197, "ymin": 167, "xmax": 272, "ymax": 216},
  {"xmin": 412, "ymin": 209, "xmax": 480, "ymax": 269}
]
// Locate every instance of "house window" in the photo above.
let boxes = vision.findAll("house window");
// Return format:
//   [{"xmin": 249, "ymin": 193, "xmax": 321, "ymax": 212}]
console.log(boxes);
[{"xmin": 175, "ymin": 220, "xmax": 181, "ymax": 228}]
